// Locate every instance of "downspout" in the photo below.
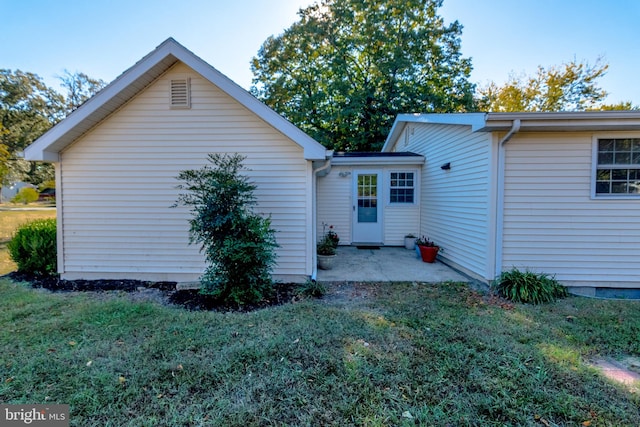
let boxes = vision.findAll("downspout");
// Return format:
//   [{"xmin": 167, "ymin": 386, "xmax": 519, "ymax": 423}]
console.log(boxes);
[
  {"xmin": 311, "ymin": 153, "xmax": 333, "ymax": 281},
  {"xmin": 495, "ymin": 119, "xmax": 521, "ymax": 278}
]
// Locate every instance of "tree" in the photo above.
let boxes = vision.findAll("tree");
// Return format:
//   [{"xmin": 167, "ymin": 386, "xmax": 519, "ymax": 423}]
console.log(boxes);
[
  {"xmin": 174, "ymin": 154, "xmax": 278, "ymax": 306},
  {"xmin": 591, "ymin": 101, "xmax": 639, "ymax": 111},
  {"xmin": 0, "ymin": 69, "xmax": 64, "ymax": 185},
  {"xmin": 0, "ymin": 142, "xmax": 10, "ymax": 187},
  {"xmin": 251, "ymin": 0, "xmax": 475, "ymax": 151},
  {"xmin": 476, "ymin": 58, "xmax": 613, "ymax": 112},
  {"xmin": 58, "ymin": 70, "xmax": 106, "ymax": 111},
  {"xmin": 0, "ymin": 70, "xmax": 64, "ymax": 154},
  {"xmin": 0, "ymin": 69, "xmax": 105, "ymax": 185}
]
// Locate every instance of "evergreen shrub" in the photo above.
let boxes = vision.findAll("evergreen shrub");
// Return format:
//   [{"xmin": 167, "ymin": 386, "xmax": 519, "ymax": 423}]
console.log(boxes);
[
  {"xmin": 175, "ymin": 153, "xmax": 278, "ymax": 305},
  {"xmin": 8, "ymin": 219, "xmax": 57, "ymax": 276}
]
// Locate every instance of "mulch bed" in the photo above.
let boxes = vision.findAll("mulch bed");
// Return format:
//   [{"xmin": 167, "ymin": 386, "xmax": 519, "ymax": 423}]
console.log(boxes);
[{"xmin": 4, "ymin": 272, "xmax": 300, "ymax": 312}]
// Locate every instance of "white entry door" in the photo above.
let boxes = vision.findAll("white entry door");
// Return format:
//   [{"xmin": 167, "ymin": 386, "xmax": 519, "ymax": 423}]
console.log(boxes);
[{"xmin": 352, "ymin": 171, "xmax": 383, "ymax": 244}]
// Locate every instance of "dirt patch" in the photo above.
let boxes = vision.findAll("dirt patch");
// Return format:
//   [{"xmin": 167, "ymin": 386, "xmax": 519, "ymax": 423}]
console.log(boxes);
[
  {"xmin": 4, "ymin": 272, "xmax": 301, "ymax": 312},
  {"xmin": 588, "ymin": 357, "xmax": 640, "ymax": 393},
  {"xmin": 320, "ymin": 282, "xmax": 383, "ymax": 307},
  {"xmin": 166, "ymin": 284, "xmax": 299, "ymax": 311}
]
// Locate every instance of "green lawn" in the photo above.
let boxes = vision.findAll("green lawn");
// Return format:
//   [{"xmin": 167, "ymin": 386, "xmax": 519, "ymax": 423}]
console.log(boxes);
[{"xmin": 1, "ymin": 279, "xmax": 639, "ymax": 426}]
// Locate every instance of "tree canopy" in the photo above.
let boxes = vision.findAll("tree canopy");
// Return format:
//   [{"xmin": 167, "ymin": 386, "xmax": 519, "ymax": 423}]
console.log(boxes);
[
  {"xmin": 58, "ymin": 70, "xmax": 106, "ymax": 112},
  {"xmin": 475, "ymin": 58, "xmax": 625, "ymax": 112},
  {"xmin": 0, "ymin": 69, "xmax": 105, "ymax": 185},
  {"xmin": 251, "ymin": 0, "xmax": 475, "ymax": 152}
]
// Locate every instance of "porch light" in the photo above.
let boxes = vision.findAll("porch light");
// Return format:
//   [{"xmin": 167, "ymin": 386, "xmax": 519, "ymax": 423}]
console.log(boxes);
[{"xmin": 441, "ymin": 162, "xmax": 451, "ymax": 170}]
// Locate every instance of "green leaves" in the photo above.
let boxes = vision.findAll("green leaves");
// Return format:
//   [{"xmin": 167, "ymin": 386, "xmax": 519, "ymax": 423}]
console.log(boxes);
[
  {"xmin": 1, "ymin": 69, "xmax": 105, "ymax": 185},
  {"xmin": 492, "ymin": 268, "xmax": 568, "ymax": 305},
  {"xmin": 477, "ymin": 58, "xmax": 611, "ymax": 112},
  {"xmin": 251, "ymin": 0, "xmax": 475, "ymax": 151},
  {"xmin": 7, "ymin": 218, "xmax": 57, "ymax": 276},
  {"xmin": 174, "ymin": 154, "xmax": 278, "ymax": 306}
]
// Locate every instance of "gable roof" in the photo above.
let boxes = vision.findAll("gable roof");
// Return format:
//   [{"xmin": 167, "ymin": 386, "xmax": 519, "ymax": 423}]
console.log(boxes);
[
  {"xmin": 24, "ymin": 38, "xmax": 329, "ymax": 162},
  {"xmin": 382, "ymin": 111, "xmax": 640, "ymax": 152}
]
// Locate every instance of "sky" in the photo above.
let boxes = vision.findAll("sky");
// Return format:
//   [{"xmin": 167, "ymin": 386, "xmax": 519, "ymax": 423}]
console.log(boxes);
[{"xmin": 2, "ymin": 0, "xmax": 639, "ymax": 105}]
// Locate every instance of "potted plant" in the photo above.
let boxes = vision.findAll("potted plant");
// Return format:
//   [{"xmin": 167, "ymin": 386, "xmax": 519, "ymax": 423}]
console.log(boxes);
[
  {"xmin": 404, "ymin": 234, "xmax": 416, "ymax": 250},
  {"xmin": 326, "ymin": 225, "xmax": 340, "ymax": 248},
  {"xmin": 415, "ymin": 236, "xmax": 439, "ymax": 263},
  {"xmin": 317, "ymin": 235, "xmax": 337, "ymax": 270}
]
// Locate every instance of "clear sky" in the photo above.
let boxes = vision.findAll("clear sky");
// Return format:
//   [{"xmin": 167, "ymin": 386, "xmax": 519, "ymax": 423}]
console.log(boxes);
[{"xmin": 2, "ymin": 0, "xmax": 639, "ymax": 105}]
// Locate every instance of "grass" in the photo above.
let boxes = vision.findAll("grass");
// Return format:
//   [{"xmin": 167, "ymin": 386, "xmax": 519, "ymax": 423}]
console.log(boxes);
[
  {"xmin": 1, "ymin": 280, "xmax": 639, "ymax": 426},
  {"xmin": 0, "ymin": 208, "xmax": 57, "ymax": 275}
]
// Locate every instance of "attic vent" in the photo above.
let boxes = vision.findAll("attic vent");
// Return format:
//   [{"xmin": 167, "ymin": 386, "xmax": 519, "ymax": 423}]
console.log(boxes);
[{"xmin": 170, "ymin": 77, "xmax": 190, "ymax": 109}]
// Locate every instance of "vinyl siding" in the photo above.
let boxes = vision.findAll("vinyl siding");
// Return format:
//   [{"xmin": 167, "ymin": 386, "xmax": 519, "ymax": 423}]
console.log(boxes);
[
  {"xmin": 317, "ymin": 165, "xmax": 420, "ymax": 246},
  {"xmin": 502, "ymin": 132, "xmax": 640, "ymax": 287},
  {"xmin": 397, "ymin": 123, "xmax": 493, "ymax": 280},
  {"xmin": 317, "ymin": 165, "xmax": 352, "ymax": 245},
  {"xmin": 59, "ymin": 62, "xmax": 311, "ymax": 282},
  {"xmin": 382, "ymin": 168, "xmax": 420, "ymax": 245}
]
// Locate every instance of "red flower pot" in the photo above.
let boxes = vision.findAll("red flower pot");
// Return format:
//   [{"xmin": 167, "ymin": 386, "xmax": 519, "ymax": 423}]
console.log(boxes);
[{"xmin": 418, "ymin": 245, "xmax": 439, "ymax": 263}]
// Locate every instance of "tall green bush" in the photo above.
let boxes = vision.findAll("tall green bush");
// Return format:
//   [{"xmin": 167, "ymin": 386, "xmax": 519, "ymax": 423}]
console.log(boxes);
[
  {"xmin": 174, "ymin": 153, "xmax": 278, "ymax": 305},
  {"xmin": 8, "ymin": 219, "xmax": 57, "ymax": 276}
]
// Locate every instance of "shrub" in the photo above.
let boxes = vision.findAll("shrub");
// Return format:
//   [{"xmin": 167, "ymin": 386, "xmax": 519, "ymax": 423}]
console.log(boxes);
[
  {"xmin": 297, "ymin": 279, "xmax": 326, "ymax": 298},
  {"xmin": 492, "ymin": 268, "xmax": 568, "ymax": 304},
  {"xmin": 8, "ymin": 219, "xmax": 57, "ymax": 276},
  {"xmin": 175, "ymin": 153, "xmax": 278, "ymax": 306},
  {"xmin": 11, "ymin": 187, "xmax": 39, "ymax": 204}
]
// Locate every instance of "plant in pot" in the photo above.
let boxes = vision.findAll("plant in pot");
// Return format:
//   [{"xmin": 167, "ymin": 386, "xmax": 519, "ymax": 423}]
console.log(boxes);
[
  {"xmin": 326, "ymin": 224, "xmax": 340, "ymax": 248},
  {"xmin": 404, "ymin": 234, "xmax": 416, "ymax": 250},
  {"xmin": 415, "ymin": 236, "xmax": 439, "ymax": 263},
  {"xmin": 317, "ymin": 235, "xmax": 337, "ymax": 270}
]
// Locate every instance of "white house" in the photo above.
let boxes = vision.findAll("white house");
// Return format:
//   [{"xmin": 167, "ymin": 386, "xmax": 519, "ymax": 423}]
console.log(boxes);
[
  {"xmin": 24, "ymin": 38, "xmax": 640, "ymax": 294},
  {"xmin": 24, "ymin": 38, "xmax": 330, "ymax": 284},
  {"xmin": 381, "ymin": 112, "xmax": 640, "ymax": 296}
]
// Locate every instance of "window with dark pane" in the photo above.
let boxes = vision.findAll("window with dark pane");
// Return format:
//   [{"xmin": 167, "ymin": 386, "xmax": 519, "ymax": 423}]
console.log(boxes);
[
  {"xmin": 596, "ymin": 138, "xmax": 640, "ymax": 195},
  {"xmin": 390, "ymin": 172, "xmax": 415, "ymax": 203}
]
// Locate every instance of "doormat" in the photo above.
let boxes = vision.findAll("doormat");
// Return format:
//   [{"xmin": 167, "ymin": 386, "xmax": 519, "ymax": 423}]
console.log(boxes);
[{"xmin": 356, "ymin": 245, "xmax": 380, "ymax": 250}]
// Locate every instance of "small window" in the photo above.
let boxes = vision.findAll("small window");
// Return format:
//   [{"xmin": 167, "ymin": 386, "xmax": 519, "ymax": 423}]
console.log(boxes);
[
  {"xmin": 170, "ymin": 77, "xmax": 190, "ymax": 109},
  {"xmin": 390, "ymin": 172, "xmax": 414, "ymax": 203},
  {"xmin": 595, "ymin": 138, "xmax": 640, "ymax": 196}
]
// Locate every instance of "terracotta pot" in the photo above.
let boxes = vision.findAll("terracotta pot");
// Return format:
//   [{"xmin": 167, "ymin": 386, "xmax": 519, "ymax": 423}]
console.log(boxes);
[
  {"xmin": 317, "ymin": 254, "xmax": 336, "ymax": 270},
  {"xmin": 418, "ymin": 245, "xmax": 439, "ymax": 263}
]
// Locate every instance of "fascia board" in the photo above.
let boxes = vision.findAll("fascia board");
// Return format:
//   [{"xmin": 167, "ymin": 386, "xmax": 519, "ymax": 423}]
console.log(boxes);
[{"xmin": 331, "ymin": 156, "xmax": 425, "ymax": 166}]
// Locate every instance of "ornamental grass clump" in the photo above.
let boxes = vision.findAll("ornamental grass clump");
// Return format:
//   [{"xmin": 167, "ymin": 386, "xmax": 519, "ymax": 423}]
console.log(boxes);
[
  {"xmin": 493, "ymin": 268, "xmax": 568, "ymax": 304},
  {"xmin": 8, "ymin": 218, "xmax": 57, "ymax": 276},
  {"xmin": 174, "ymin": 153, "xmax": 278, "ymax": 306}
]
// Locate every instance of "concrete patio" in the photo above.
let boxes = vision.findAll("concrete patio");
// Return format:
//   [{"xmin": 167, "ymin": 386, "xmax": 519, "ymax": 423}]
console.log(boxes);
[{"xmin": 316, "ymin": 246, "xmax": 470, "ymax": 283}]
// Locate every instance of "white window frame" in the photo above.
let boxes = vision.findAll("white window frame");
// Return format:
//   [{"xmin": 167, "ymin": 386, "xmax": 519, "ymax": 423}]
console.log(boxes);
[
  {"xmin": 388, "ymin": 170, "xmax": 417, "ymax": 205},
  {"xmin": 591, "ymin": 134, "xmax": 640, "ymax": 199}
]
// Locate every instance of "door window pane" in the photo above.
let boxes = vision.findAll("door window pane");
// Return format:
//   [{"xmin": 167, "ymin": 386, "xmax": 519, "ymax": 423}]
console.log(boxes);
[{"xmin": 358, "ymin": 174, "xmax": 378, "ymax": 223}]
